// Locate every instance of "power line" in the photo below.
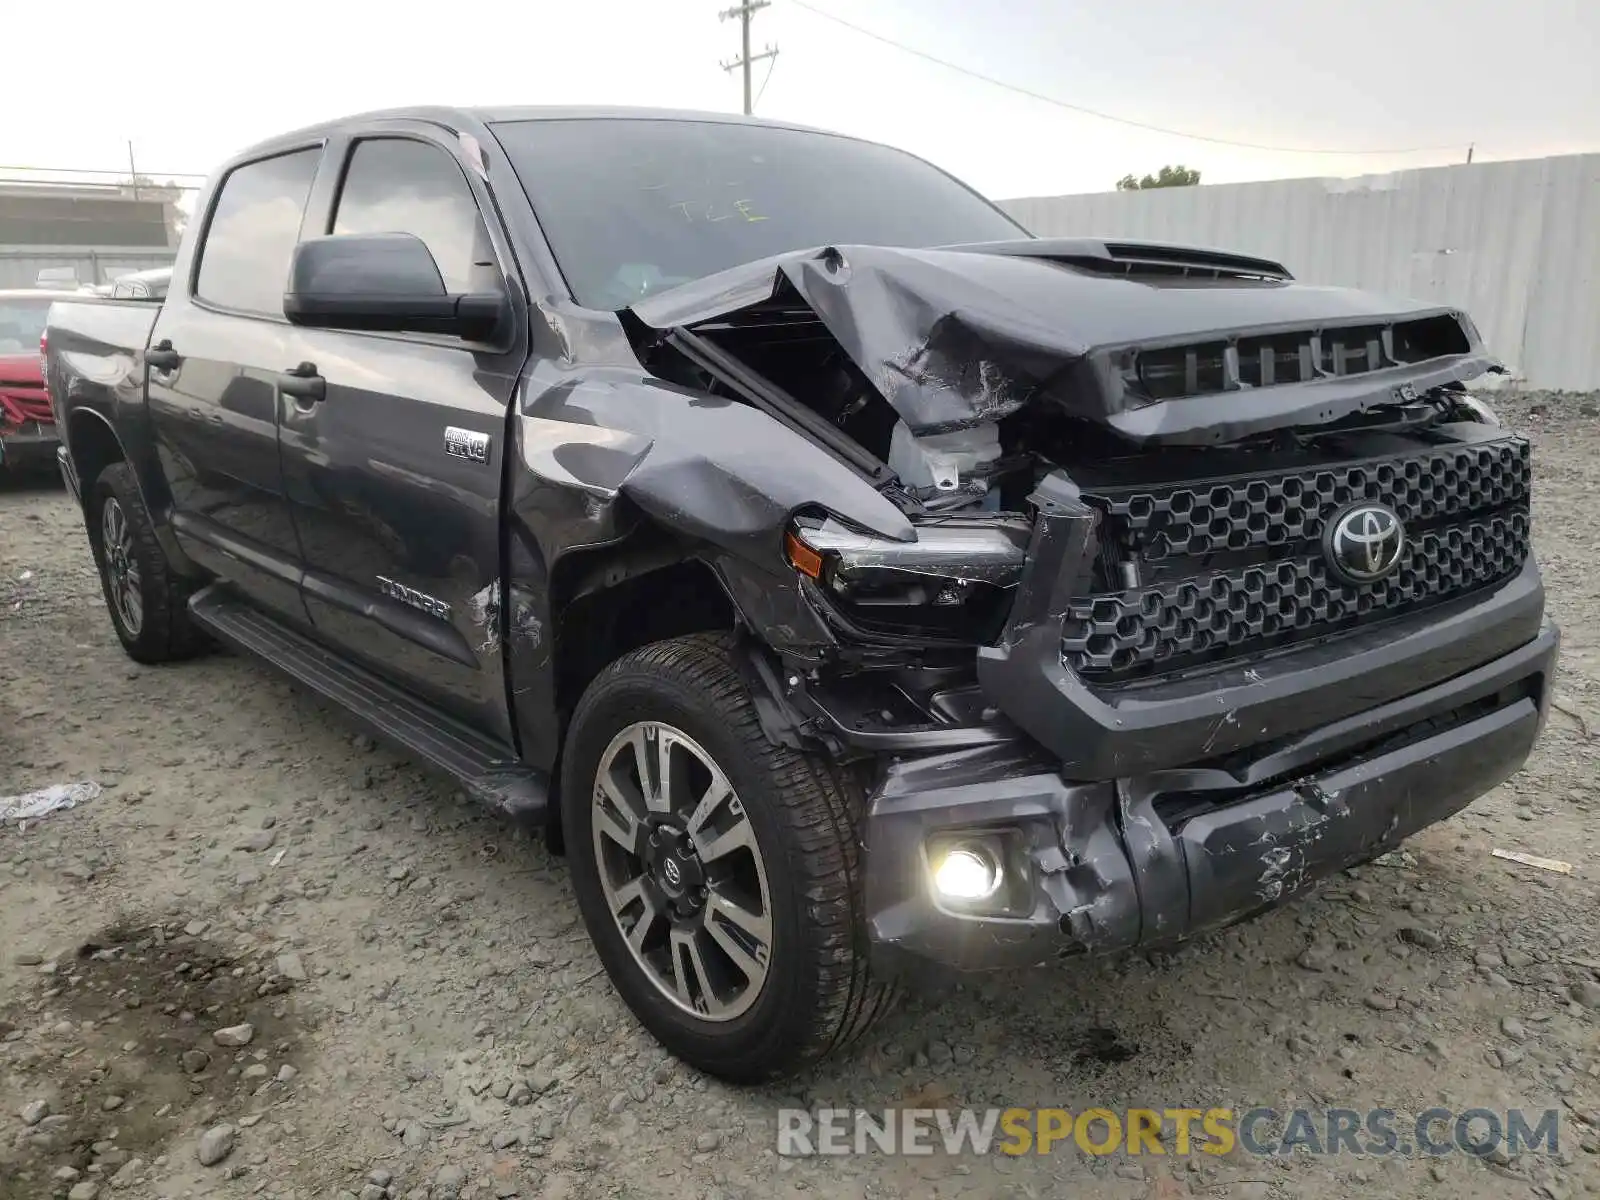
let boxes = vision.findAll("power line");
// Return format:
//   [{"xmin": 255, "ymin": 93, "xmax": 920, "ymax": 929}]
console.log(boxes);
[
  {"xmin": 788, "ymin": 0, "xmax": 1466, "ymax": 156},
  {"xmin": 753, "ymin": 49, "xmax": 780, "ymax": 109},
  {"xmin": 0, "ymin": 177, "xmax": 199, "ymax": 192},
  {"xmin": 720, "ymin": 0, "xmax": 779, "ymax": 115},
  {"xmin": 0, "ymin": 164, "xmax": 207, "ymax": 182}
]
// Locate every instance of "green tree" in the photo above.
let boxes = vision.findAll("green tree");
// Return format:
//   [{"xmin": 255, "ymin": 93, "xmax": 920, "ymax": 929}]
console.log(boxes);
[
  {"xmin": 120, "ymin": 176, "xmax": 192, "ymax": 241},
  {"xmin": 1116, "ymin": 165, "xmax": 1202, "ymax": 191}
]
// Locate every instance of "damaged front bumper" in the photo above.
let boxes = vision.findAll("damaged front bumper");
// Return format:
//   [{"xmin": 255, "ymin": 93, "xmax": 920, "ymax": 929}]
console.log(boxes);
[{"xmin": 863, "ymin": 617, "xmax": 1557, "ymax": 972}]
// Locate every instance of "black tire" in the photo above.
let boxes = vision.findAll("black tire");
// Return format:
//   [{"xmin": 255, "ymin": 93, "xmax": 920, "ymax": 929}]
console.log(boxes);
[
  {"xmin": 560, "ymin": 633, "xmax": 898, "ymax": 1082},
  {"xmin": 88, "ymin": 463, "xmax": 208, "ymax": 664}
]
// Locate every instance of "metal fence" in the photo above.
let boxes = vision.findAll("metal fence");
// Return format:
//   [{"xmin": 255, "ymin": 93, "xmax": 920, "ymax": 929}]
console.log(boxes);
[
  {"xmin": 999, "ymin": 153, "xmax": 1600, "ymax": 392},
  {"xmin": 0, "ymin": 246, "xmax": 177, "ymax": 290}
]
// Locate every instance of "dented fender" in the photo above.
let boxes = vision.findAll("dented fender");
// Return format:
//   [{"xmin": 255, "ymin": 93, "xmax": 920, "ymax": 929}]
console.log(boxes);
[
  {"xmin": 515, "ymin": 369, "xmax": 911, "ymax": 548},
  {"xmin": 499, "ymin": 363, "xmax": 915, "ymax": 767}
]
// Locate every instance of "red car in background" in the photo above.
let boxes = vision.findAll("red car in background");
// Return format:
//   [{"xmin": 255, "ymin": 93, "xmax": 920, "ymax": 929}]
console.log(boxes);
[{"xmin": 0, "ymin": 289, "xmax": 77, "ymax": 474}]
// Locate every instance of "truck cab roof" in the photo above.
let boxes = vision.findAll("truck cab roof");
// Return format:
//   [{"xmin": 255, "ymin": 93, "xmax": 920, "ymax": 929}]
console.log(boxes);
[{"xmin": 230, "ymin": 104, "xmax": 842, "ymax": 166}]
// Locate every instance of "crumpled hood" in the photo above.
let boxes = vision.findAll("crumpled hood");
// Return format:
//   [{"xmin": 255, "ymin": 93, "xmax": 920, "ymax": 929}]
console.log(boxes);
[{"xmin": 628, "ymin": 239, "xmax": 1501, "ymax": 445}]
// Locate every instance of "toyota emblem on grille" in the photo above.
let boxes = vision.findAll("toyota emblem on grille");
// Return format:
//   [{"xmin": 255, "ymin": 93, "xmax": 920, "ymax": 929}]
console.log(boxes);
[{"xmin": 1323, "ymin": 502, "xmax": 1406, "ymax": 585}]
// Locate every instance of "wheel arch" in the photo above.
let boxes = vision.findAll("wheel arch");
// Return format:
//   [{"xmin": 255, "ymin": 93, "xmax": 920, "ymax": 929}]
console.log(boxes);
[
  {"xmin": 67, "ymin": 408, "xmax": 127, "ymax": 503},
  {"xmin": 553, "ymin": 553, "xmax": 741, "ymax": 716},
  {"xmin": 538, "ymin": 543, "xmax": 746, "ymax": 850},
  {"xmin": 69, "ymin": 407, "xmax": 200, "ymax": 578}
]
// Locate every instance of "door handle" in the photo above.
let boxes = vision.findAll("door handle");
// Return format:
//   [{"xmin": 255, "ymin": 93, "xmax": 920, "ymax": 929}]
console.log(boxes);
[
  {"xmin": 146, "ymin": 339, "xmax": 181, "ymax": 370},
  {"xmin": 278, "ymin": 361, "xmax": 325, "ymax": 404}
]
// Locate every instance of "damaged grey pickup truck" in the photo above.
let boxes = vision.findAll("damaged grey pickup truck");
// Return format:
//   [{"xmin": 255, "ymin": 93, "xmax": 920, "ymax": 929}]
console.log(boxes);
[{"xmin": 45, "ymin": 106, "xmax": 1558, "ymax": 1081}]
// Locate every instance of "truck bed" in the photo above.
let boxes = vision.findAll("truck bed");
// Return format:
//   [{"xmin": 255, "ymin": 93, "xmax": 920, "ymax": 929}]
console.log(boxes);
[{"xmin": 45, "ymin": 297, "xmax": 160, "ymax": 424}]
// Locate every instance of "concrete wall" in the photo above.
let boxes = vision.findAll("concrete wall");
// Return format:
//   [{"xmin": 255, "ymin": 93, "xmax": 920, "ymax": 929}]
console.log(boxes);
[
  {"xmin": 0, "ymin": 246, "xmax": 176, "ymax": 290},
  {"xmin": 999, "ymin": 154, "xmax": 1600, "ymax": 391},
  {"xmin": 0, "ymin": 190, "xmax": 175, "ymax": 250}
]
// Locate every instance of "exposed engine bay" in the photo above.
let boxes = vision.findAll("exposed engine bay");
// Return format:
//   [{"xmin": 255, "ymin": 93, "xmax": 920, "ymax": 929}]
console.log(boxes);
[{"xmin": 623, "ymin": 238, "xmax": 1512, "ymax": 684}]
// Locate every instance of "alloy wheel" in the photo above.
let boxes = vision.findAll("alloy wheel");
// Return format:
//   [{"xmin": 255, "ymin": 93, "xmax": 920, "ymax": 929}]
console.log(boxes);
[
  {"xmin": 591, "ymin": 721, "xmax": 773, "ymax": 1022},
  {"xmin": 101, "ymin": 497, "xmax": 143, "ymax": 636}
]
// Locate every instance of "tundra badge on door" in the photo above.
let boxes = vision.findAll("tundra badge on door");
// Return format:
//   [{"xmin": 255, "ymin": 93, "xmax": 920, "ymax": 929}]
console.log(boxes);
[
  {"xmin": 377, "ymin": 577, "xmax": 451, "ymax": 620},
  {"xmin": 444, "ymin": 426, "xmax": 491, "ymax": 463}
]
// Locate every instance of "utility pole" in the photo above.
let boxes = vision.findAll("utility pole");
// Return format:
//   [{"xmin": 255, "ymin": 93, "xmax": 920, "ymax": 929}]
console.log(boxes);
[
  {"xmin": 128, "ymin": 140, "xmax": 140, "ymax": 199},
  {"xmin": 719, "ymin": 0, "xmax": 777, "ymax": 114}
]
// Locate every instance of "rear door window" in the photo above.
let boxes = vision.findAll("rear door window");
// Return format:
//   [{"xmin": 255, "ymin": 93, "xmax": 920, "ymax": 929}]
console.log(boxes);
[
  {"xmin": 330, "ymin": 138, "xmax": 498, "ymax": 295},
  {"xmin": 194, "ymin": 148, "xmax": 321, "ymax": 316}
]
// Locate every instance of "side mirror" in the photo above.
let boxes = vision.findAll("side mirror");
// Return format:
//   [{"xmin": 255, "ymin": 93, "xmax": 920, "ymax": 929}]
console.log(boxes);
[{"xmin": 283, "ymin": 232, "xmax": 506, "ymax": 342}]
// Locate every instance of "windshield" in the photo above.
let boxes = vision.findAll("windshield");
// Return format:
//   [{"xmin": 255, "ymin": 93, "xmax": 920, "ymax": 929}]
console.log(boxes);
[
  {"xmin": 0, "ymin": 298, "xmax": 50, "ymax": 354},
  {"xmin": 491, "ymin": 117, "xmax": 1027, "ymax": 310}
]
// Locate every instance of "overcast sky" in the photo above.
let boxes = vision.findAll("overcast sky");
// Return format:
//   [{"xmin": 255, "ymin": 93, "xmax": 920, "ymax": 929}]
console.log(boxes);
[{"xmin": 9, "ymin": 0, "xmax": 1598, "ymax": 202}]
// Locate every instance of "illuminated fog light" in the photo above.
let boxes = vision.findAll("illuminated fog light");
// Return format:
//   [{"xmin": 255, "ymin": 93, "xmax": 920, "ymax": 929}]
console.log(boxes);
[{"xmin": 932, "ymin": 845, "xmax": 1002, "ymax": 902}]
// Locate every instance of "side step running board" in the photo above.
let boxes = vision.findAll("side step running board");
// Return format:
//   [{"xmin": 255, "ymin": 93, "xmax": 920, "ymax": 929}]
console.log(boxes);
[{"xmin": 188, "ymin": 584, "xmax": 548, "ymax": 827}]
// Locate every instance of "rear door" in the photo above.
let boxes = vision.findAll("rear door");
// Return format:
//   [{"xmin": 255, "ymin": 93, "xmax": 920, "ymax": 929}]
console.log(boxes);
[
  {"xmin": 277, "ymin": 123, "xmax": 526, "ymax": 741},
  {"xmin": 146, "ymin": 146, "xmax": 323, "ymax": 621}
]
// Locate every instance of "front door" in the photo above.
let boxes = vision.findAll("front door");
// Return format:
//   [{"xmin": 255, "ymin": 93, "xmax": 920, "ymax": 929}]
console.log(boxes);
[
  {"xmin": 146, "ymin": 146, "xmax": 323, "ymax": 622},
  {"xmin": 276, "ymin": 129, "xmax": 524, "ymax": 741}
]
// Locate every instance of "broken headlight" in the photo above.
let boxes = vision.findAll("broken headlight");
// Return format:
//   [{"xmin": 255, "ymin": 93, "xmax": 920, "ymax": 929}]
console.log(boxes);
[
  {"xmin": 1447, "ymin": 392, "xmax": 1501, "ymax": 427},
  {"xmin": 784, "ymin": 512, "xmax": 1029, "ymax": 642}
]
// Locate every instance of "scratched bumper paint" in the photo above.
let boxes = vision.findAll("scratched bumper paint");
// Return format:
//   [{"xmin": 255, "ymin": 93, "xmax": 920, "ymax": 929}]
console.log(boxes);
[
  {"xmin": 1169, "ymin": 684, "xmax": 1542, "ymax": 936},
  {"xmin": 863, "ymin": 619, "xmax": 1557, "ymax": 973}
]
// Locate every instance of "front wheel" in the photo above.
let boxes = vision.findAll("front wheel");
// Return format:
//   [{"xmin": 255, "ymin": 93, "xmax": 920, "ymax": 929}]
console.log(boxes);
[{"xmin": 560, "ymin": 634, "xmax": 897, "ymax": 1082}]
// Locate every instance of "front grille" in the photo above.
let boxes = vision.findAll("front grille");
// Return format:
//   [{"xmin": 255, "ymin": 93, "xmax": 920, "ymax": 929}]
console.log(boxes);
[
  {"xmin": 1062, "ymin": 436, "xmax": 1532, "ymax": 682},
  {"xmin": 1126, "ymin": 314, "xmax": 1471, "ymax": 401}
]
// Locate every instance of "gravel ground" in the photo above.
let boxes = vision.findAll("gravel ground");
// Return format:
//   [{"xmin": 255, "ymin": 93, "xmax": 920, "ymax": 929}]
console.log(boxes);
[{"xmin": 2, "ymin": 391, "xmax": 1599, "ymax": 1200}]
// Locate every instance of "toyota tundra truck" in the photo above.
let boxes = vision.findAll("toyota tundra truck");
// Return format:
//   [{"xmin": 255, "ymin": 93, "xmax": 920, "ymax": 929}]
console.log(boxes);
[{"xmin": 44, "ymin": 106, "xmax": 1558, "ymax": 1082}]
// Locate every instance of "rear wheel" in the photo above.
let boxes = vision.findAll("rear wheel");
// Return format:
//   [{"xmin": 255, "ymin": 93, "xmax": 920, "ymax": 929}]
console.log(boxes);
[
  {"xmin": 89, "ymin": 464, "xmax": 207, "ymax": 663},
  {"xmin": 560, "ymin": 633, "xmax": 897, "ymax": 1081}
]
